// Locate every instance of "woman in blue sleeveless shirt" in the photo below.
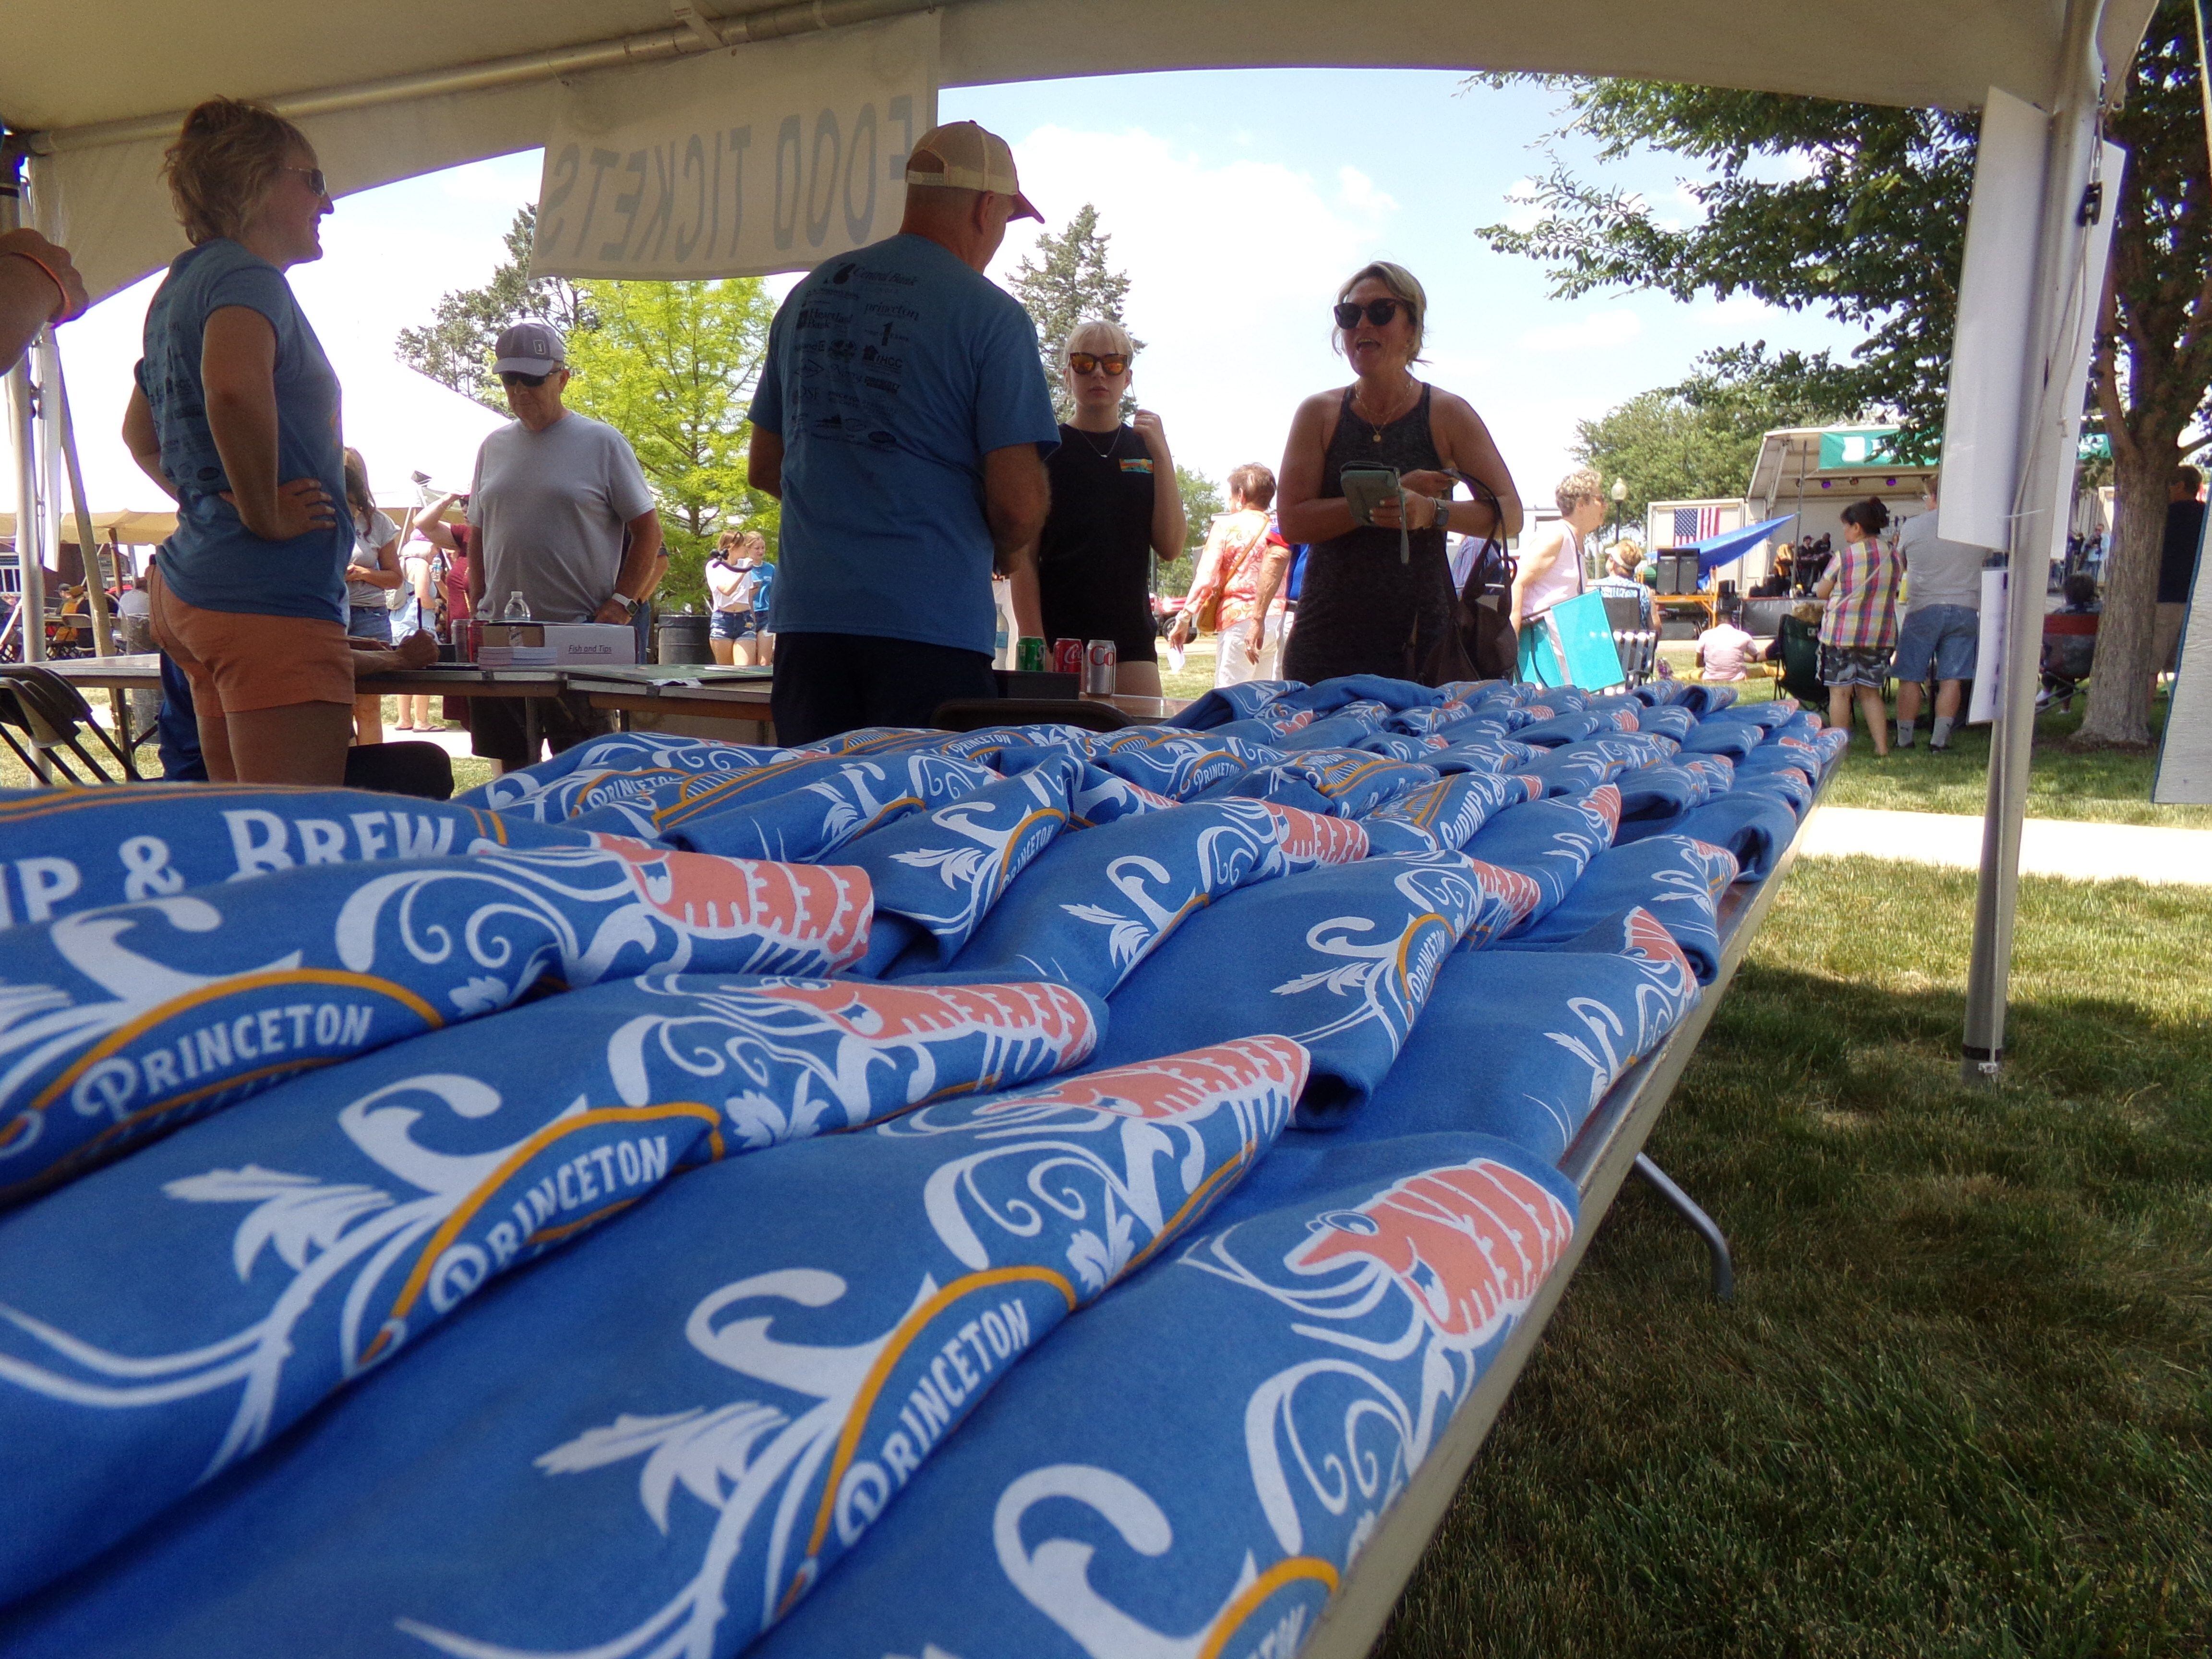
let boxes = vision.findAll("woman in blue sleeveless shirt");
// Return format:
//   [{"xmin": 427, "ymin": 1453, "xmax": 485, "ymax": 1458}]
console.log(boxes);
[
  {"xmin": 1275, "ymin": 262, "xmax": 1522, "ymax": 685},
  {"xmin": 120, "ymin": 98, "xmax": 359, "ymax": 784}
]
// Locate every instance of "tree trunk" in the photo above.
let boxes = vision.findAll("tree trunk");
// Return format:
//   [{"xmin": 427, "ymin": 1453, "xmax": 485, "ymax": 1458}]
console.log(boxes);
[{"xmin": 2075, "ymin": 436, "xmax": 2178, "ymax": 746}]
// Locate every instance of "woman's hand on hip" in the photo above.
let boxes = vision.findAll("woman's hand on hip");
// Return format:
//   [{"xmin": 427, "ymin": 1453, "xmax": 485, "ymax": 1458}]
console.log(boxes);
[{"xmin": 222, "ymin": 476, "xmax": 335, "ymax": 541}]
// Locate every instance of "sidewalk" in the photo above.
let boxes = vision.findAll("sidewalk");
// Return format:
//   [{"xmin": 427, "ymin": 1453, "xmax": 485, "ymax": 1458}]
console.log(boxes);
[{"xmin": 1802, "ymin": 806, "xmax": 2212, "ymax": 887}]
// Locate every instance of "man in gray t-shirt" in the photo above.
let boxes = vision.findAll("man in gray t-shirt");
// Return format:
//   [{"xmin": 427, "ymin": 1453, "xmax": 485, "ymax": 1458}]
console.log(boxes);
[
  {"xmin": 1894, "ymin": 477, "xmax": 1987, "ymax": 750},
  {"xmin": 465, "ymin": 321, "xmax": 664, "ymax": 769}
]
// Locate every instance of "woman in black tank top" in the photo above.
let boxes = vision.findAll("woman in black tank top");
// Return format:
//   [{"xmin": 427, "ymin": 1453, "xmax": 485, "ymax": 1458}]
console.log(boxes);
[{"xmin": 1274, "ymin": 263, "xmax": 1522, "ymax": 686}]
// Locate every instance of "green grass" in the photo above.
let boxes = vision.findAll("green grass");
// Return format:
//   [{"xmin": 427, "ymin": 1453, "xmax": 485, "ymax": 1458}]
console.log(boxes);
[
  {"xmin": 1819, "ymin": 700, "xmax": 2212, "ymax": 829},
  {"xmin": 1378, "ymin": 857, "xmax": 2212, "ymax": 1659}
]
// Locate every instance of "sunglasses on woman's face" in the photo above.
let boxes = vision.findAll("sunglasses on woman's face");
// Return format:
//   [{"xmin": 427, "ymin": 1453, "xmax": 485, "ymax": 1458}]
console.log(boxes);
[
  {"xmin": 1067, "ymin": 352, "xmax": 1129, "ymax": 376},
  {"xmin": 499, "ymin": 370, "xmax": 552, "ymax": 388},
  {"xmin": 284, "ymin": 166, "xmax": 329, "ymax": 197},
  {"xmin": 1334, "ymin": 298, "xmax": 1411, "ymax": 329}
]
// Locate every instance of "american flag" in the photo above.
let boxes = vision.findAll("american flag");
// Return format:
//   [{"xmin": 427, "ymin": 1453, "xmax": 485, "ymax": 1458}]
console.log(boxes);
[{"xmin": 1673, "ymin": 505, "xmax": 1726, "ymax": 541}]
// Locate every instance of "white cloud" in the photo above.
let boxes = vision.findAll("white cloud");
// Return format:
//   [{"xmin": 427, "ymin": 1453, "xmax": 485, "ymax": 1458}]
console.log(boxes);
[
  {"xmin": 1499, "ymin": 176, "xmax": 1547, "ymax": 235},
  {"xmin": 1515, "ymin": 309, "xmax": 1645, "ymax": 354},
  {"xmin": 1336, "ymin": 166, "xmax": 1398, "ymax": 217},
  {"xmin": 986, "ymin": 123, "xmax": 1408, "ymax": 481}
]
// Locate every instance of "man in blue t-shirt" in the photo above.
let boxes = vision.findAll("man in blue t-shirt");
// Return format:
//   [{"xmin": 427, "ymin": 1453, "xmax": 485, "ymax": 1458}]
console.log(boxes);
[{"xmin": 748, "ymin": 121, "xmax": 1058, "ymax": 745}]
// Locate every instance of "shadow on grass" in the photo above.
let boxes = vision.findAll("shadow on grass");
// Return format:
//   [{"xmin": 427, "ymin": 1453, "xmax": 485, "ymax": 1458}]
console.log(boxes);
[{"xmin": 1377, "ymin": 886, "xmax": 2212, "ymax": 1659}]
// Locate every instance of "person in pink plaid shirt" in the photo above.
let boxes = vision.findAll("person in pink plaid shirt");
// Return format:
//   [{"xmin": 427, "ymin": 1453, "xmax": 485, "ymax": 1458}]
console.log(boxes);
[{"xmin": 1815, "ymin": 498, "xmax": 1900, "ymax": 754}]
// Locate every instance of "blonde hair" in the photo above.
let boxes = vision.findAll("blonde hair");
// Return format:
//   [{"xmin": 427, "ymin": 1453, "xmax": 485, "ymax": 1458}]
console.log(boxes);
[
  {"xmin": 1555, "ymin": 468, "xmax": 1606, "ymax": 516},
  {"xmin": 163, "ymin": 98, "xmax": 313, "ymax": 246},
  {"xmin": 1334, "ymin": 261, "xmax": 1427, "ymax": 361},
  {"xmin": 1061, "ymin": 318, "xmax": 1135, "ymax": 367}
]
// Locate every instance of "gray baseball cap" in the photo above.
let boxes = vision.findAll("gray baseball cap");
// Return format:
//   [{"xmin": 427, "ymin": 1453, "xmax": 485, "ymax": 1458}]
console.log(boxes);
[{"xmin": 493, "ymin": 320, "xmax": 566, "ymax": 376}]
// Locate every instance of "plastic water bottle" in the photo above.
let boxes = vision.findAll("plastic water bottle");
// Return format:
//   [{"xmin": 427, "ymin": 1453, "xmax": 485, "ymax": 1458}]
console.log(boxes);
[
  {"xmin": 991, "ymin": 578, "xmax": 1013, "ymax": 669},
  {"xmin": 504, "ymin": 590, "xmax": 529, "ymax": 621}
]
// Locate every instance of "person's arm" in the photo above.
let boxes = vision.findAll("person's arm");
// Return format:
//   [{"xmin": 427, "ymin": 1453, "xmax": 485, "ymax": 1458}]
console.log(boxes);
[
  {"xmin": 1275, "ymin": 393, "xmax": 1364, "ymax": 545},
  {"xmin": 1169, "ymin": 517, "xmax": 1233, "ymax": 648},
  {"xmin": 597, "ymin": 508, "xmax": 663, "ymax": 624},
  {"xmin": 1422, "ymin": 393, "xmax": 1524, "ymax": 541},
  {"xmin": 748, "ymin": 428, "xmax": 785, "ymax": 499},
  {"xmin": 201, "ymin": 306, "xmax": 334, "ymax": 541},
  {"xmin": 706, "ymin": 560, "xmax": 742, "ymax": 601},
  {"xmin": 1245, "ymin": 537, "xmax": 1293, "ymax": 662},
  {"xmin": 121, "ymin": 385, "xmax": 180, "ymax": 503},
  {"xmin": 983, "ymin": 444, "xmax": 1050, "ymax": 565},
  {"xmin": 1006, "ymin": 543, "xmax": 1044, "ymax": 638},
  {"xmin": 0, "ymin": 231, "xmax": 85, "ymax": 375},
  {"xmin": 359, "ymin": 534, "xmax": 404, "ymax": 589},
  {"xmin": 1132, "ymin": 409, "xmax": 1186, "ymax": 559},
  {"xmin": 412, "ymin": 491, "xmax": 463, "ymax": 553},
  {"xmin": 1510, "ymin": 527, "xmax": 1563, "ymax": 630},
  {"xmin": 350, "ymin": 517, "xmax": 405, "ymax": 589}
]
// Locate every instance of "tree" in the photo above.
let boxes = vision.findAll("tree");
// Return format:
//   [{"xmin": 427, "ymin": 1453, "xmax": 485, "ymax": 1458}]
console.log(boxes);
[
  {"xmin": 2080, "ymin": 3, "xmax": 2212, "ymax": 745},
  {"xmin": 1155, "ymin": 465, "xmax": 1223, "ymax": 596},
  {"xmin": 396, "ymin": 206, "xmax": 593, "ymax": 410},
  {"xmin": 1477, "ymin": 6, "xmax": 2212, "ymax": 747},
  {"xmin": 1008, "ymin": 204, "xmax": 1142, "ymax": 421},
  {"xmin": 563, "ymin": 277, "xmax": 779, "ymax": 606},
  {"xmin": 1575, "ymin": 347, "xmax": 1864, "ymax": 525}
]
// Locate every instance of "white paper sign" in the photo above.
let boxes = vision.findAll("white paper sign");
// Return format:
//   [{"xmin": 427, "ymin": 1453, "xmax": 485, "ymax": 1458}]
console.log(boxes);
[
  {"xmin": 1967, "ymin": 566, "xmax": 2008, "ymax": 725},
  {"xmin": 530, "ymin": 12, "xmax": 938, "ymax": 281}
]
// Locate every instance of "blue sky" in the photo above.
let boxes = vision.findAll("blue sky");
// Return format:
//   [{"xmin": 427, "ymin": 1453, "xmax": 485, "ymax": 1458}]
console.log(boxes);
[{"xmin": 36, "ymin": 68, "xmax": 1866, "ymax": 513}]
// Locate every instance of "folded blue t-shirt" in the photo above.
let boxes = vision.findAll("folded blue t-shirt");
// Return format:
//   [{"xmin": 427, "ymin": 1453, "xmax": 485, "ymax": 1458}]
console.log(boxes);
[{"xmin": 136, "ymin": 239, "xmax": 348, "ymax": 621}]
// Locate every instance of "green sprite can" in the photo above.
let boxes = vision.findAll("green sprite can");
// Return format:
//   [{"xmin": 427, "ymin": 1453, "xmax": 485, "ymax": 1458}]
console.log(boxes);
[{"xmin": 1015, "ymin": 636, "xmax": 1046, "ymax": 673}]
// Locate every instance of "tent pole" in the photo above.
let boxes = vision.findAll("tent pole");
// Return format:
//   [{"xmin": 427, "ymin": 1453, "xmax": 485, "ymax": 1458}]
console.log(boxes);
[
  {"xmin": 1960, "ymin": 0, "xmax": 2113, "ymax": 1083},
  {"xmin": 2, "ymin": 143, "xmax": 48, "ymax": 663},
  {"xmin": 48, "ymin": 349, "xmax": 117, "ymax": 657}
]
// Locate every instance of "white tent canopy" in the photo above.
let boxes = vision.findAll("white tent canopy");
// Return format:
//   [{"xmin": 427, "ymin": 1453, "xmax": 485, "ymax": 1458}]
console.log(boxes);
[
  {"xmin": 0, "ymin": 0, "xmax": 2164, "ymax": 1087},
  {"xmin": 4, "ymin": 0, "xmax": 2162, "ymax": 304}
]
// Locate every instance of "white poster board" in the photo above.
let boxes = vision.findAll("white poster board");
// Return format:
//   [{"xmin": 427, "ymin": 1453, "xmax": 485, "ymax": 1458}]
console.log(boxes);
[
  {"xmin": 1967, "ymin": 566, "xmax": 2008, "ymax": 725},
  {"xmin": 2153, "ymin": 538, "xmax": 2211, "ymax": 803},
  {"xmin": 530, "ymin": 11, "xmax": 938, "ymax": 282}
]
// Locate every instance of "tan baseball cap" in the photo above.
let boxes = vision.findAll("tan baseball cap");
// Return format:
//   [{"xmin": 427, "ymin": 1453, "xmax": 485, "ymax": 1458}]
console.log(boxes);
[{"xmin": 904, "ymin": 121, "xmax": 1043, "ymax": 221}]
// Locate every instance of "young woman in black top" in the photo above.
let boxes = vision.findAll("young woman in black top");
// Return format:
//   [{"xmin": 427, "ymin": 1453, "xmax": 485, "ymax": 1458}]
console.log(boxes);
[{"xmin": 1015, "ymin": 319, "xmax": 1185, "ymax": 697}]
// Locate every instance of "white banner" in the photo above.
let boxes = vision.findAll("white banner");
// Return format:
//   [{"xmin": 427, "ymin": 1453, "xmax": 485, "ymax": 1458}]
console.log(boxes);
[{"xmin": 530, "ymin": 12, "xmax": 938, "ymax": 282}]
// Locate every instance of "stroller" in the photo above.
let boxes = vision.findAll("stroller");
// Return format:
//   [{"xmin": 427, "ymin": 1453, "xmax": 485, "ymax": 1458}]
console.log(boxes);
[{"xmin": 2037, "ymin": 574, "xmax": 2100, "ymax": 713}]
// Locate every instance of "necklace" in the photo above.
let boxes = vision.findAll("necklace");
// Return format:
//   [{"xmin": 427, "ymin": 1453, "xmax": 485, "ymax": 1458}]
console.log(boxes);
[
  {"xmin": 1072, "ymin": 423, "xmax": 1120, "ymax": 458},
  {"xmin": 1349, "ymin": 377, "xmax": 1419, "ymax": 443}
]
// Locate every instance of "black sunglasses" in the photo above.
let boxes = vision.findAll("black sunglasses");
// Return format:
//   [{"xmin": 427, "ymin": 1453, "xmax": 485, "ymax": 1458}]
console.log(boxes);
[
  {"xmin": 1068, "ymin": 351, "xmax": 1129, "ymax": 376},
  {"xmin": 1334, "ymin": 298, "xmax": 1413, "ymax": 329},
  {"xmin": 284, "ymin": 166, "xmax": 329, "ymax": 197},
  {"xmin": 499, "ymin": 370, "xmax": 553, "ymax": 388}
]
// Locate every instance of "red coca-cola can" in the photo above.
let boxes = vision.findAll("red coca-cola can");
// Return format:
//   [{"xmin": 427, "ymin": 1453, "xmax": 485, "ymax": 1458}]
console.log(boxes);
[
  {"xmin": 1083, "ymin": 638, "xmax": 1118, "ymax": 695},
  {"xmin": 1051, "ymin": 637, "xmax": 1084, "ymax": 676}
]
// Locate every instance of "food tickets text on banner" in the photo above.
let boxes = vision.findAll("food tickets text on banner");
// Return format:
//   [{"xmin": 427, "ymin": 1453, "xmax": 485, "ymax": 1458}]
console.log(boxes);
[{"xmin": 530, "ymin": 11, "xmax": 939, "ymax": 282}]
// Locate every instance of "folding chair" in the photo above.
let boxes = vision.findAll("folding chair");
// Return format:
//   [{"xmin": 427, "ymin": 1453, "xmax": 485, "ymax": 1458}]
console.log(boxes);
[
  {"xmin": 0, "ymin": 666, "xmax": 144, "ymax": 784},
  {"xmin": 1599, "ymin": 592, "xmax": 1658, "ymax": 689}
]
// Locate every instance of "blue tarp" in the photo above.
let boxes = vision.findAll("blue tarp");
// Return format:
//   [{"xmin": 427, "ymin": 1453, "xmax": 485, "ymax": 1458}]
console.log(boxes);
[{"xmin": 1692, "ymin": 512, "xmax": 1800, "ymax": 578}]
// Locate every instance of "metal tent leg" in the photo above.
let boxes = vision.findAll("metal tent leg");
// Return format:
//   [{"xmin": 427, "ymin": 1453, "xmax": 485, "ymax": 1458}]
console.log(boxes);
[{"xmin": 1633, "ymin": 1154, "xmax": 1734, "ymax": 1300}]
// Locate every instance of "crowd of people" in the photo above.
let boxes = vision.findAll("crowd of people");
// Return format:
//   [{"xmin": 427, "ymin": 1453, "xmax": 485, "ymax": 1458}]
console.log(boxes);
[{"xmin": 2, "ymin": 102, "xmax": 2204, "ymax": 776}]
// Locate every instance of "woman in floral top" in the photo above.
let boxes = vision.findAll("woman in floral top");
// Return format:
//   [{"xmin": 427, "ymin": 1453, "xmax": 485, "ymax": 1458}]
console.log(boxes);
[
  {"xmin": 1815, "ymin": 497, "xmax": 1900, "ymax": 754},
  {"xmin": 1170, "ymin": 463, "xmax": 1290, "ymax": 687}
]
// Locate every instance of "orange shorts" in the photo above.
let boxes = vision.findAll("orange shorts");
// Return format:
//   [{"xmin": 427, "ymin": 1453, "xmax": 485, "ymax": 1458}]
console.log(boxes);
[{"xmin": 149, "ymin": 565, "xmax": 355, "ymax": 714}]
